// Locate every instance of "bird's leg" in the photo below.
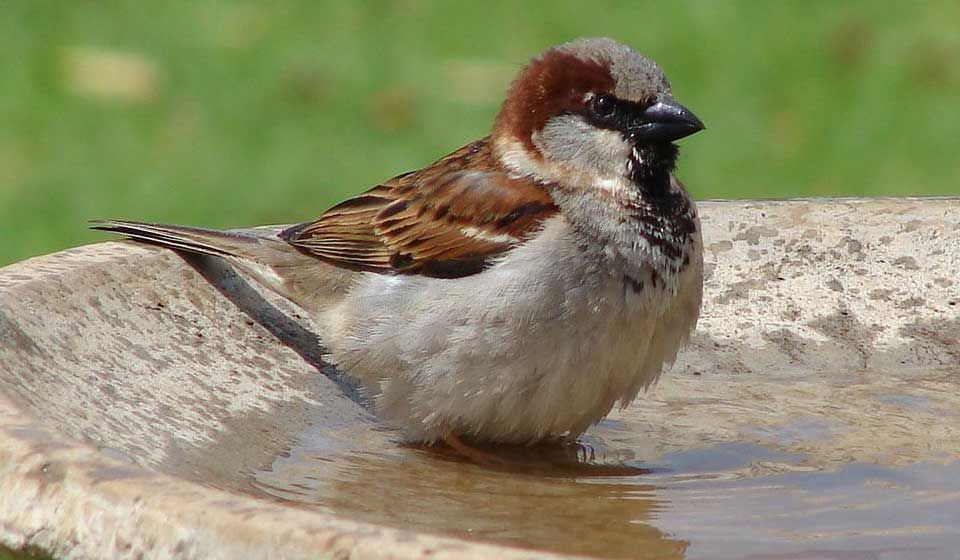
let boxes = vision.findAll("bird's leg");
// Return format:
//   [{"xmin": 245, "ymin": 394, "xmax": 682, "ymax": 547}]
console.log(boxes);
[{"xmin": 440, "ymin": 429, "xmax": 506, "ymax": 466}]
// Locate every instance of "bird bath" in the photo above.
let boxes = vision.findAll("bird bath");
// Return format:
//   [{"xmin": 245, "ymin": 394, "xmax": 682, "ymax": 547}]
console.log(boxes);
[{"xmin": 1, "ymin": 198, "xmax": 958, "ymax": 559}]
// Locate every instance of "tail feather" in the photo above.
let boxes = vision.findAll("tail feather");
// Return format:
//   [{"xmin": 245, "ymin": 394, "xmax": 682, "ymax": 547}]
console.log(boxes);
[
  {"xmin": 90, "ymin": 218, "xmax": 357, "ymax": 314},
  {"xmin": 90, "ymin": 219, "xmax": 266, "ymax": 259}
]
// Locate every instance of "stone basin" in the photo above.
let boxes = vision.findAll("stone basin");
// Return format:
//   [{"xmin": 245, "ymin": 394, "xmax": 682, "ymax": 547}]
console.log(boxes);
[{"xmin": 1, "ymin": 198, "xmax": 958, "ymax": 559}]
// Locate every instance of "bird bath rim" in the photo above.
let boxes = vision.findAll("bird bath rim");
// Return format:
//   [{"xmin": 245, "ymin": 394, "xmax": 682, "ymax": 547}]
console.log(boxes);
[{"xmin": 1, "ymin": 196, "xmax": 958, "ymax": 559}]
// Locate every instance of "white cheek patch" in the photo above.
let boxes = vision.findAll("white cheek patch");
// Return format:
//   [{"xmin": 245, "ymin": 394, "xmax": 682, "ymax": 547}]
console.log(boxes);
[
  {"xmin": 537, "ymin": 115, "xmax": 632, "ymax": 179},
  {"xmin": 592, "ymin": 127, "xmax": 626, "ymax": 151},
  {"xmin": 496, "ymin": 117, "xmax": 635, "ymax": 189}
]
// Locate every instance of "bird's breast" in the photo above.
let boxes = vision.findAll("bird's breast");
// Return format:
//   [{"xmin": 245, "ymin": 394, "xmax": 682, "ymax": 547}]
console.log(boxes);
[{"xmin": 319, "ymin": 214, "xmax": 701, "ymax": 443}]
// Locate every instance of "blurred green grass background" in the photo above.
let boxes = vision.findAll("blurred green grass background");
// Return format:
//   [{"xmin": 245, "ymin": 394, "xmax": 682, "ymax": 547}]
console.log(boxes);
[{"xmin": 3, "ymin": 1, "xmax": 958, "ymax": 265}]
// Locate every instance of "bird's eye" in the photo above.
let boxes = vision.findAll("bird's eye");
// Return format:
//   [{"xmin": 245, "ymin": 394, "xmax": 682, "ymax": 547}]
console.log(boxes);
[{"xmin": 591, "ymin": 94, "xmax": 616, "ymax": 118}]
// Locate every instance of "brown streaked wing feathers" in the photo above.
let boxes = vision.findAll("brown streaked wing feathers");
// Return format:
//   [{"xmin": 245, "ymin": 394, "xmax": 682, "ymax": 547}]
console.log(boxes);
[{"xmin": 280, "ymin": 138, "xmax": 558, "ymax": 278}]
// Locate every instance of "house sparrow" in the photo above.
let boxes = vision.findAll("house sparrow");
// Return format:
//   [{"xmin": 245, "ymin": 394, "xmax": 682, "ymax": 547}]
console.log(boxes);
[{"xmin": 92, "ymin": 37, "xmax": 705, "ymax": 450}]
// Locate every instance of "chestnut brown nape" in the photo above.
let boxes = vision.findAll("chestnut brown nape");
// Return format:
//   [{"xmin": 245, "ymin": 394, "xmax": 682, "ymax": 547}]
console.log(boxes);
[
  {"xmin": 492, "ymin": 38, "xmax": 672, "ymax": 154},
  {"xmin": 493, "ymin": 49, "xmax": 614, "ymax": 152}
]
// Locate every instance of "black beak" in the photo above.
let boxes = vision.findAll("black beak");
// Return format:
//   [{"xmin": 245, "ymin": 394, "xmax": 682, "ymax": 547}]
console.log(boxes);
[{"xmin": 627, "ymin": 98, "xmax": 705, "ymax": 144}]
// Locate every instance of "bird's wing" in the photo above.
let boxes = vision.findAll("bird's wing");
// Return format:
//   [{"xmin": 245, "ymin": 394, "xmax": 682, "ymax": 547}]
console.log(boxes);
[{"xmin": 280, "ymin": 139, "xmax": 558, "ymax": 278}]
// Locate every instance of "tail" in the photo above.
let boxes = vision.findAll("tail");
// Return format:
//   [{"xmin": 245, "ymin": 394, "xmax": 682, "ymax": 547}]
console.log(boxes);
[
  {"xmin": 90, "ymin": 219, "xmax": 355, "ymax": 314},
  {"xmin": 89, "ymin": 219, "xmax": 275, "ymax": 259}
]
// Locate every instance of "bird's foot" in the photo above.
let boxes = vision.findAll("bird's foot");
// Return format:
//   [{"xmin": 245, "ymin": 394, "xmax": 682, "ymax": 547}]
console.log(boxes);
[{"xmin": 439, "ymin": 430, "xmax": 508, "ymax": 466}]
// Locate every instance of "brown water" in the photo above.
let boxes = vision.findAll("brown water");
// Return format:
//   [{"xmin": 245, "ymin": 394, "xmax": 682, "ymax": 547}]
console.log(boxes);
[{"xmin": 236, "ymin": 366, "xmax": 960, "ymax": 559}]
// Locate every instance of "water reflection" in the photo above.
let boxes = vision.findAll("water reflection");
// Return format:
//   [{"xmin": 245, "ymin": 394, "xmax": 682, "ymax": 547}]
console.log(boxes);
[
  {"xmin": 251, "ymin": 423, "xmax": 688, "ymax": 559},
  {"xmin": 194, "ymin": 365, "xmax": 960, "ymax": 558}
]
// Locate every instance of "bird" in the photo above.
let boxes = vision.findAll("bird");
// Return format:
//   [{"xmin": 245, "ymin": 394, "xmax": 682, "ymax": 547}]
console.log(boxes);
[{"xmin": 92, "ymin": 37, "xmax": 705, "ymax": 455}]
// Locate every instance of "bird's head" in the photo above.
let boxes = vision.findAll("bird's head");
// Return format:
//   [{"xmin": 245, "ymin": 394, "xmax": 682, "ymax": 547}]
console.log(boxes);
[{"xmin": 493, "ymin": 38, "xmax": 704, "ymax": 195}]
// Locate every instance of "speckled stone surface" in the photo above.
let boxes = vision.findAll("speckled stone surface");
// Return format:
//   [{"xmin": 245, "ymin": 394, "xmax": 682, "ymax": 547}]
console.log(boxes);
[{"xmin": 0, "ymin": 198, "xmax": 957, "ymax": 559}]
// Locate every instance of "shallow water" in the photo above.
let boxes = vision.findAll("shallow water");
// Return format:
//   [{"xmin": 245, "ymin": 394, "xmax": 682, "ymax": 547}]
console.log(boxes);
[{"xmin": 233, "ymin": 365, "xmax": 960, "ymax": 559}]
